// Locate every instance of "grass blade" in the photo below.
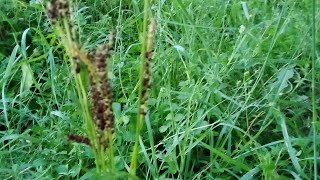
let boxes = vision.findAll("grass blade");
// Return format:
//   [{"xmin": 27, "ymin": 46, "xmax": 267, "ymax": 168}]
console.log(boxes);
[
  {"xmin": 199, "ymin": 141, "xmax": 251, "ymax": 172},
  {"xmin": 21, "ymin": 28, "xmax": 30, "ymax": 59},
  {"xmin": 239, "ymin": 166, "xmax": 260, "ymax": 180},
  {"xmin": 275, "ymin": 109, "xmax": 305, "ymax": 178}
]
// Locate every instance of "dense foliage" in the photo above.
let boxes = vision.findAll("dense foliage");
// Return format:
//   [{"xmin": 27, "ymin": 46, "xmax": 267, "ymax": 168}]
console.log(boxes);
[{"xmin": 0, "ymin": 0, "xmax": 319, "ymax": 179}]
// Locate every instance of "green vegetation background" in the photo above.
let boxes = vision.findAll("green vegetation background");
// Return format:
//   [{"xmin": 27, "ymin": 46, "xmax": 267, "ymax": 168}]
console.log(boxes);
[{"xmin": 0, "ymin": 0, "xmax": 319, "ymax": 179}]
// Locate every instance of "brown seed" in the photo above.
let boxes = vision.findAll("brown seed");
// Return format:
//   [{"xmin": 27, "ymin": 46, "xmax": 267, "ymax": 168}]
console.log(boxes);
[{"xmin": 67, "ymin": 134, "xmax": 91, "ymax": 146}]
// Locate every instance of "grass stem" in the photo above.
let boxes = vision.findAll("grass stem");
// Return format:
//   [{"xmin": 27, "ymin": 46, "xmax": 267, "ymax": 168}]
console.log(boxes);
[
  {"xmin": 311, "ymin": 0, "xmax": 318, "ymax": 179},
  {"xmin": 129, "ymin": 0, "xmax": 151, "ymax": 177}
]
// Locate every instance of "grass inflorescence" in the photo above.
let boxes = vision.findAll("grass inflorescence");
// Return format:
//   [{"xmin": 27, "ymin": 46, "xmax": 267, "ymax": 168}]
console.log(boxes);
[{"xmin": 48, "ymin": 0, "xmax": 156, "ymax": 177}]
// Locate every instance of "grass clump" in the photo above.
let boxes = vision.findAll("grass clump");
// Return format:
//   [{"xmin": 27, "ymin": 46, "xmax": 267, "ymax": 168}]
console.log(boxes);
[{"xmin": 46, "ymin": 0, "xmax": 156, "ymax": 178}]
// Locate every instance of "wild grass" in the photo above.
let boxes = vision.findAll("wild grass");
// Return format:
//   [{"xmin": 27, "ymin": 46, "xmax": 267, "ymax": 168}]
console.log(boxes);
[{"xmin": 0, "ymin": 0, "xmax": 319, "ymax": 179}]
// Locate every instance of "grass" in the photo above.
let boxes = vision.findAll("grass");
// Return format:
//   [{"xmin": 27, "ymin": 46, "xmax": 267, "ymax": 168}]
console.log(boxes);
[{"xmin": 0, "ymin": 0, "xmax": 319, "ymax": 179}]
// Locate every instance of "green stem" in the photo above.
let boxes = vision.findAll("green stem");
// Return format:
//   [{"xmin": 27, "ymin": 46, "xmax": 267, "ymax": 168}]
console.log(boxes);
[
  {"xmin": 62, "ymin": 18, "xmax": 107, "ymax": 174},
  {"xmin": 311, "ymin": 0, "xmax": 317, "ymax": 179},
  {"xmin": 129, "ymin": 0, "xmax": 150, "ymax": 177},
  {"xmin": 108, "ymin": 130, "xmax": 115, "ymax": 172}
]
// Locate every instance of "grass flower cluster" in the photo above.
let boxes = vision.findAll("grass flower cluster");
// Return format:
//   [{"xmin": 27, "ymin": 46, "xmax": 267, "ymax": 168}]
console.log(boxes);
[{"xmin": 46, "ymin": 0, "xmax": 155, "ymax": 177}]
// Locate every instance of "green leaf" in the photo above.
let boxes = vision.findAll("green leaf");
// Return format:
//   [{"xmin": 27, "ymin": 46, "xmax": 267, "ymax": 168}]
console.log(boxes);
[
  {"xmin": 69, "ymin": 164, "xmax": 81, "ymax": 177},
  {"xmin": 20, "ymin": 63, "xmax": 33, "ymax": 96},
  {"xmin": 272, "ymin": 65, "xmax": 295, "ymax": 96},
  {"xmin": 199, "ymin": 141, "xmax": 251, "ymax": 171},
  {"xmin": 21, "ymin": 28, "xmax": 30, "ymax": 59},
  {"xmin": 112, "ymin": 102, "xmax": 121, "ymax": 116},
  {"xmin": 0, "ymin": 134, "xmax": 20, "ymax": 144},
  {"xmin": 120, "ymin": 115, "xmax": 130, "ymax": 125},
  {"xmin": 48, "ymin": 48, "xmax": 59, "ymax": 105},
  {"xmin": 239, "ymin": 166, "xmax": 260, "ymax": 180},
  {"xmin": 79, "ymin": 169, "xmax": 95, "ymax": 180},
  {"xmin": 56, "ymin": 164, "xmax": 68, "ymax": 175},
  {"xmin": 32, "ymin": 159, "xmax": 47, "ymax": 167},
  {"xmin": 279, "ymin": 116, "xmax": 302, "ymax": 174},
  {"xmin": 159, "ymin": 125, "xmax": 169, "ymax": 133},
  {"xmin": 273, "ymin": 108, "xmax": 307, "ymax": 178}
]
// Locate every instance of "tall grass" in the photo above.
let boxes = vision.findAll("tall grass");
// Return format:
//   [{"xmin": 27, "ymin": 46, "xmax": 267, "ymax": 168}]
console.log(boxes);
[
  {"xmin": 0, "ymin": 0, "xmax": 319, "ymax": 179},
  {"xmin": 129, "ymin": 0, "xmax": 153, "ymax": 177},
  {"xmin": 311, "ymin": 0, "xmax": 318, "ymax": 179}
]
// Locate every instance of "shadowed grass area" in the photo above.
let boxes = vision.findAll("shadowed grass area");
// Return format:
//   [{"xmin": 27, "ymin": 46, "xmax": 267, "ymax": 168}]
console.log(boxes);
[{"xmin": 0, "ymin": 0, "xmax": 319, "ymax": 179}]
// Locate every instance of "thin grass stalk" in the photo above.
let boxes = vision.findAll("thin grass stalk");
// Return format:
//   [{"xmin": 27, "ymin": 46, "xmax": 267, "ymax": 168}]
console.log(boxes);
[
  {"xmin": 129, "ymin": 0, "xmax": 151, "ymax": 177},
  {"xmin": 54, "ymin": 11, "xmax": 107, "ymax": 172},
  {"xmin": 108, "ymin": 130, "xmax": 115, "ymax": 172},
  {"xmin": 61, "ymin": 17, "xmax": 107, "ymax": 173},
  {"xmin": 47, "ymin": 0, "xmax": 117, "ymax": 175},
  {"xmin": 311, "ymin": 0, "xmax": 318, "ymax": 179}
]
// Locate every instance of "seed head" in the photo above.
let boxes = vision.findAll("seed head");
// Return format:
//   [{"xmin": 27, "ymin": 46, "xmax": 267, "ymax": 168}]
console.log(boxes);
[
  {"xmin": 140, "ymin": 17, "xmax": 156, "ymax": 117},
  {"xmin": 47, "ymin": 0, "xmax": 70, "ymax": 22},
  {"xmin": 67, "ymin": 134, "xmax": 91, "ymax": 146},
  {"xmin": 87, "ymin": 31, "xmax": 116, "ymax": 148}
]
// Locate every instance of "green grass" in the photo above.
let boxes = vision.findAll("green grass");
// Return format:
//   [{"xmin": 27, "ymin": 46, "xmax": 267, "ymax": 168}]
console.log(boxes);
[{"xmin": 0, "ymin": 0, "xmax": 319, "ymax": 179}]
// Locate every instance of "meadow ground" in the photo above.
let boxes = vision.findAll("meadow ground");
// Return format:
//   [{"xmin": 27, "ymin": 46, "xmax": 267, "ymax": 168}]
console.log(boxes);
[{"xmin": 0, "ymin": 0, "xmax": 319, "ymax": 179}]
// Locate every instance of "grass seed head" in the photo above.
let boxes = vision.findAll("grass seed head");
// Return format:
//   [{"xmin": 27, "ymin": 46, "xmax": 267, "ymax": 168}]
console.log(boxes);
[
  {"xmin": 47, "ymin": 0, "xmax": 70, "ymax": 22},
  {"xmin": 87, "ymin": 31, "xmax": 116, "ymax": 148},
  {"xmin": 146, "ymin": 17, "xmax": 156, "ymax": 55},
  {"xmin": 140, "ymin": 17, "xmax": 156, "ymax": 117},
  {"xmin": 67, "ymin": 134, "xmax": 91, "ymax": 146}
]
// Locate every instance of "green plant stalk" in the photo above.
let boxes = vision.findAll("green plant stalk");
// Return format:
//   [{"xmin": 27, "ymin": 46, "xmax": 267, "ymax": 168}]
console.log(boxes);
[
  {"xmin": 129, "ymin": 0, "xmax": 150, "ymax": 177},
  {"xmin": 61, "ymin": 18, "xmax": 107, "ymax": 174},
  {"xmin": 108, "ymin": 130, "xmax": 115, "ymax": 172},
  {"xmin": 77, "ymin": 75, "xmax": 105, "ymax": 172},
  {"xmin": 311, "ymin": 0, "xmax": 317, "ymax": 179}
]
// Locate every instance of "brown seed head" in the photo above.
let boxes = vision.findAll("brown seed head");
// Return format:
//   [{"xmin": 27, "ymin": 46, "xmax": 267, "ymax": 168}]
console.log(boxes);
[
  {"xmin": 88, "ymin": 31, "xmax": 116, "ymax": 141},
  {"xmin": 47, "ymin": 0, "xmax": 70, "ymax": 22},
  {"xmin": 146, "ymin": 17, "xmax": 156, "ymax": 54},
  {"xmin": 67, "ymin": 134, "xmax": 91, "ymax": 146}
]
